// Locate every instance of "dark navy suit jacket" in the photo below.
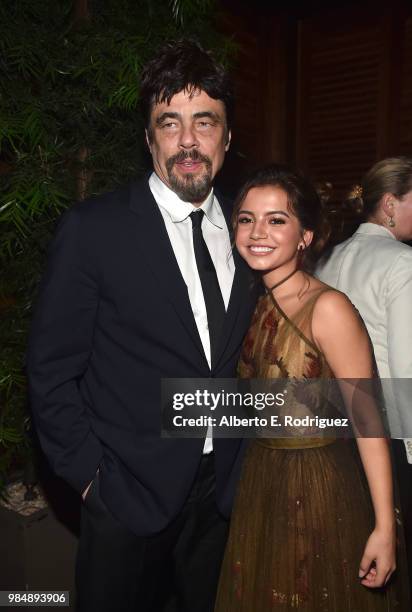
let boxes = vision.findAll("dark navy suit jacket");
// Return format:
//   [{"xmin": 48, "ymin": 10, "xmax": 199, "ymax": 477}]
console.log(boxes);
[{"xmin": 27, "ymin": 177, "xmax": 256, "ymax": 536}]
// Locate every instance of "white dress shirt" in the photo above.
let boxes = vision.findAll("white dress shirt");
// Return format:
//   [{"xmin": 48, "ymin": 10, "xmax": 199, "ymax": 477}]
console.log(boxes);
[
  {"xmin": 149, "ymin": 172, "xmax": 235, "ymax": 453},
  {"xmin": 316, "ymin": 222, "xmax": 412, "ymax": 458}
]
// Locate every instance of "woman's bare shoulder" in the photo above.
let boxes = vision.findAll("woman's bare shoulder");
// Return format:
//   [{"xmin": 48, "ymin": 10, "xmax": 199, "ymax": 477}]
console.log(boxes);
[
  {"xmin": 310, "ymin": 281, "xmax": 373, "ymax": 375},
  {"xmin": 306, "ymin": 277, "xmax": 353, "ymax": 309},
  {"xmin": 312, "ymin": 284, "xmax": 363, "ymax": 332}
]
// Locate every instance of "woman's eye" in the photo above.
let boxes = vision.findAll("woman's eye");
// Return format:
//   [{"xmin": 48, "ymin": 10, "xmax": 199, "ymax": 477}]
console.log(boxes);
[
  {"xmin": 238, "ymin": 216, "xmax": 252, "ymax": 224},
  {"xmin": 269, "ymin": 218, "xmax": 285, "ymax": 225}
]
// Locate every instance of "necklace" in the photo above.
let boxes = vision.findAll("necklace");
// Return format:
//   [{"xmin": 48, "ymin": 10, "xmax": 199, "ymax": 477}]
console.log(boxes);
[{"xmin": 266, "ymin": 268, "xmax": 299, "ymax": 293}]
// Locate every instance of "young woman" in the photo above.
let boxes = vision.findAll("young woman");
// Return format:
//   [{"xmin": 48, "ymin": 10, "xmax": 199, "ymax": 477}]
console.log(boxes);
[{"xmin": 214, "ymin": 165, "xmax": 409, "ymax": 611}]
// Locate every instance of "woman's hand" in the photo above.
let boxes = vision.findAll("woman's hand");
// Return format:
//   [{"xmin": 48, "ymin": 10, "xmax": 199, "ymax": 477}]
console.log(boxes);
[{"xmin": 358, "ymin": 525, "xmax": 396, "ymax": 588}]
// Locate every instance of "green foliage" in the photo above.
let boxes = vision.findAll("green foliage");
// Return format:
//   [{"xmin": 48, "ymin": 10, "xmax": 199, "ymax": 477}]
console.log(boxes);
[{"xmin": 0, "ymin": 0, "xmax": 234, "ymax": 495}]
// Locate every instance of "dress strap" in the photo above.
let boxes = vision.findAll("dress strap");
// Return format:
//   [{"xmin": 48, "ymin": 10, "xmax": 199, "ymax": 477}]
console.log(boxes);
[
  {"xmin": 269, "ymin": 287, "xmax": 335, "ymax": 357},
  {"xmin": 298, "ymin": 287, "xmax": 334, "ymax": 317}
]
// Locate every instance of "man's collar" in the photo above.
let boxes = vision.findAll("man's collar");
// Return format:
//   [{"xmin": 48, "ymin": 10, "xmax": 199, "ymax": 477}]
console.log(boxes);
[{"xmin": 149, "ymin": 172, "xmax": 224, "ymax": 228}]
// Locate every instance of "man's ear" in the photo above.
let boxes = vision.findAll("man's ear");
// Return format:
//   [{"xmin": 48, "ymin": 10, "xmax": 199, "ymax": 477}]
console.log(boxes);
[
  {"xmin": 145, "ymin": 128, "xmax": 152, "ymax": 151},
  {"xmin": 225, "ymin": 129, "xmax": 231, "ymax": 152}
]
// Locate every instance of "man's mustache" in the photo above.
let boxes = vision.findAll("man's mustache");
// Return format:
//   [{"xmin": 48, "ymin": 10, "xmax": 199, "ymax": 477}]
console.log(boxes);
[{"xmin": 167, "ymin": 150, "xmax": 212, "ymax": 168}]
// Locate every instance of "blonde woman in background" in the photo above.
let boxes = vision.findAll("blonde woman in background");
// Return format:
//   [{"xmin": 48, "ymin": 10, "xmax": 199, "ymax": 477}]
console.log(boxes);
[{"xmin": 316, "ymin": 156, "xmax": 412, "ymax": 588}]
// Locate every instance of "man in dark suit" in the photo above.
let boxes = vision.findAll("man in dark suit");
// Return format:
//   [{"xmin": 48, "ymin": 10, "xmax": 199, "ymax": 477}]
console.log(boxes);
[{"xmin": 27, "ymin": 40, "xmax": 256, "ymax": 612}]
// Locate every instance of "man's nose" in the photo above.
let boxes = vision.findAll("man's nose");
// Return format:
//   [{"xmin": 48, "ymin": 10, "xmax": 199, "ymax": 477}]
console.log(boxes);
[{"xmin": 178, "ymin": 124, "xmax": 199, "ymax": 149}]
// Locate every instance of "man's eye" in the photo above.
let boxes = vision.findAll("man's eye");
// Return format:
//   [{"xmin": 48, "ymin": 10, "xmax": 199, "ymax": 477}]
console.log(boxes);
[
  {"xmin": 162, "ymin": 122, "xmax": 177, "ymax": 128},
  {"xmin": 197, "ymin": 121, "xmax": 212, "ymax": 128}
]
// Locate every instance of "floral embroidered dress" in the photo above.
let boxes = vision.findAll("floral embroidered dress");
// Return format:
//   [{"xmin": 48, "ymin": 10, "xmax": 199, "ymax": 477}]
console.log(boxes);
[{"xmin": 214, "ymin": 288, "xmax": 409, "ymax": 611}]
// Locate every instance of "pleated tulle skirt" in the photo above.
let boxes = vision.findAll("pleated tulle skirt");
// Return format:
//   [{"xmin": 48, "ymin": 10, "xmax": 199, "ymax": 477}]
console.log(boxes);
[{"xmin": 215, "ymin": 439, "xmax": 410, "ymax": 611}]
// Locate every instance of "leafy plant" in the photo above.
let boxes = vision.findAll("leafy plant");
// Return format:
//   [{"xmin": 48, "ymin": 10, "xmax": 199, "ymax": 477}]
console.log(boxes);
[{"xmin": 0, "ymin": 0, "xmax": 234, "ymax": 496}]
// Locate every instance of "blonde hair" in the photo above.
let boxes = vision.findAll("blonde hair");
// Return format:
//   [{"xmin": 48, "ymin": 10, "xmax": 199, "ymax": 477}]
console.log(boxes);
[{"xmin": 359, "ymin": 157, "xmax": 412, "ymax": 218}]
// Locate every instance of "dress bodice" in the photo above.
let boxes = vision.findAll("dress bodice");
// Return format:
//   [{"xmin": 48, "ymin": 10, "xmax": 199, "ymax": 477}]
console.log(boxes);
[
  {"xmin": 238, "ymin": 287, "xmax": 333, "ymax": 380},
  {"xmin": 238, "ymin": 287, "xmax": 340, "ymax": 446}
]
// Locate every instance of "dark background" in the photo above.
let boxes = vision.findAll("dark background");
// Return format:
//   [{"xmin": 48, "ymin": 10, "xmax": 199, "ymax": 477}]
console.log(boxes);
[{"xmin": 217, "ymin": 0, "xmax": 412, "ymax": 198}]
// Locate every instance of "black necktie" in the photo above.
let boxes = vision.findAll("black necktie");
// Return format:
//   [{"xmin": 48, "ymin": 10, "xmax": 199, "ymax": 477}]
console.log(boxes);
[{"xmin": 190, "ymin": 210, "xmax": 226, "ymax": 367}]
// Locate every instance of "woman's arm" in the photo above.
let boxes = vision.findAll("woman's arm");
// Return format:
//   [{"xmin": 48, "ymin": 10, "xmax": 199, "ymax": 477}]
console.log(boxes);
[{"xmin": 312, "ymin": 289, "xmax": 396, "ymax": 588}]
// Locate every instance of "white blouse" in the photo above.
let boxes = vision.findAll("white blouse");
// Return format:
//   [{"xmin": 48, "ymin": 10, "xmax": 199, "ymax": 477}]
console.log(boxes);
[{"xmin": 316, "ymin": 222, "xmax": 412, "ymax": 459}]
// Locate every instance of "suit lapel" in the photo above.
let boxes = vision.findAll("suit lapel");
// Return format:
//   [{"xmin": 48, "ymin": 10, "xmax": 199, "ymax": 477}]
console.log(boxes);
[
  {"xmin": 129, "ymin": 179, "xmax": 208, "ymax": 365},
  {"xmin": 212, "ymin": 195, "xmax": 254, "ymax": 371},
  {"xmin": 213, "ymin": 247, "xmax": 253, "ymax": 371}
]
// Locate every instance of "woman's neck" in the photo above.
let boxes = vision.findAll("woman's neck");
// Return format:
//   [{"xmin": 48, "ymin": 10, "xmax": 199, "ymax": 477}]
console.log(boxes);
[
  {"xmin": 263, "ymin": 265, "xmax": 308, "ymax": 298},
  {"xmin": 366, "ymin": 215, "xmax": 397, "ymax": 239}
]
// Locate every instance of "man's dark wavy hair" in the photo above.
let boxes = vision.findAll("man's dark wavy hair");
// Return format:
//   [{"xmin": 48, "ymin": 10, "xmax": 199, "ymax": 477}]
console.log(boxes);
[{"xmin": 140, "ymin": 39, "xmax": 234, "ymax": 138}]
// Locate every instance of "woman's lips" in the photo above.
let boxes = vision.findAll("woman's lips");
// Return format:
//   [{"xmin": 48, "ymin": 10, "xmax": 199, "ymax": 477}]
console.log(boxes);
[{"xmin": 248, "ymin": 245, "xmax": 275, "ymax": 255}]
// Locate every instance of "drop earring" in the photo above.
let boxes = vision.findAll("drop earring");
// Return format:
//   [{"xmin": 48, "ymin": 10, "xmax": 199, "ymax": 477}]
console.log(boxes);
[
  {"xmin": 388, "ymin": 216, "xmax": 395, "ymax": 228},
  {"xmin": 296, "ymin": 244, "xmax": 305, "ymax": 267}
]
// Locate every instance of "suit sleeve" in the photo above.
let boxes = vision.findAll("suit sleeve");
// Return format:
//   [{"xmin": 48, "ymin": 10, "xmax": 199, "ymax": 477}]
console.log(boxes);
[
  {"xmin": 386, "ymin": 251, "xmax": 412, "ymax": 437},
  {"xmin": 27, "ymin": 207, "xmax": 103, "ymax": 494}
]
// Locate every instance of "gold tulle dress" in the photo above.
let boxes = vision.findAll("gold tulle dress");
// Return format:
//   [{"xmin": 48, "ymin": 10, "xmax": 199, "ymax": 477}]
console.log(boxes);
[{"xmin": 215, "ymin": 288, "xmax": 410, "ymax": 611}]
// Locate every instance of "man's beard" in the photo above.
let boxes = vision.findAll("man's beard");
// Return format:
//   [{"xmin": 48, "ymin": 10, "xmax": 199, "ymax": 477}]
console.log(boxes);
[{"xmin": 166, "ymin": 150, "xmax": 213, "ymax": 203}]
